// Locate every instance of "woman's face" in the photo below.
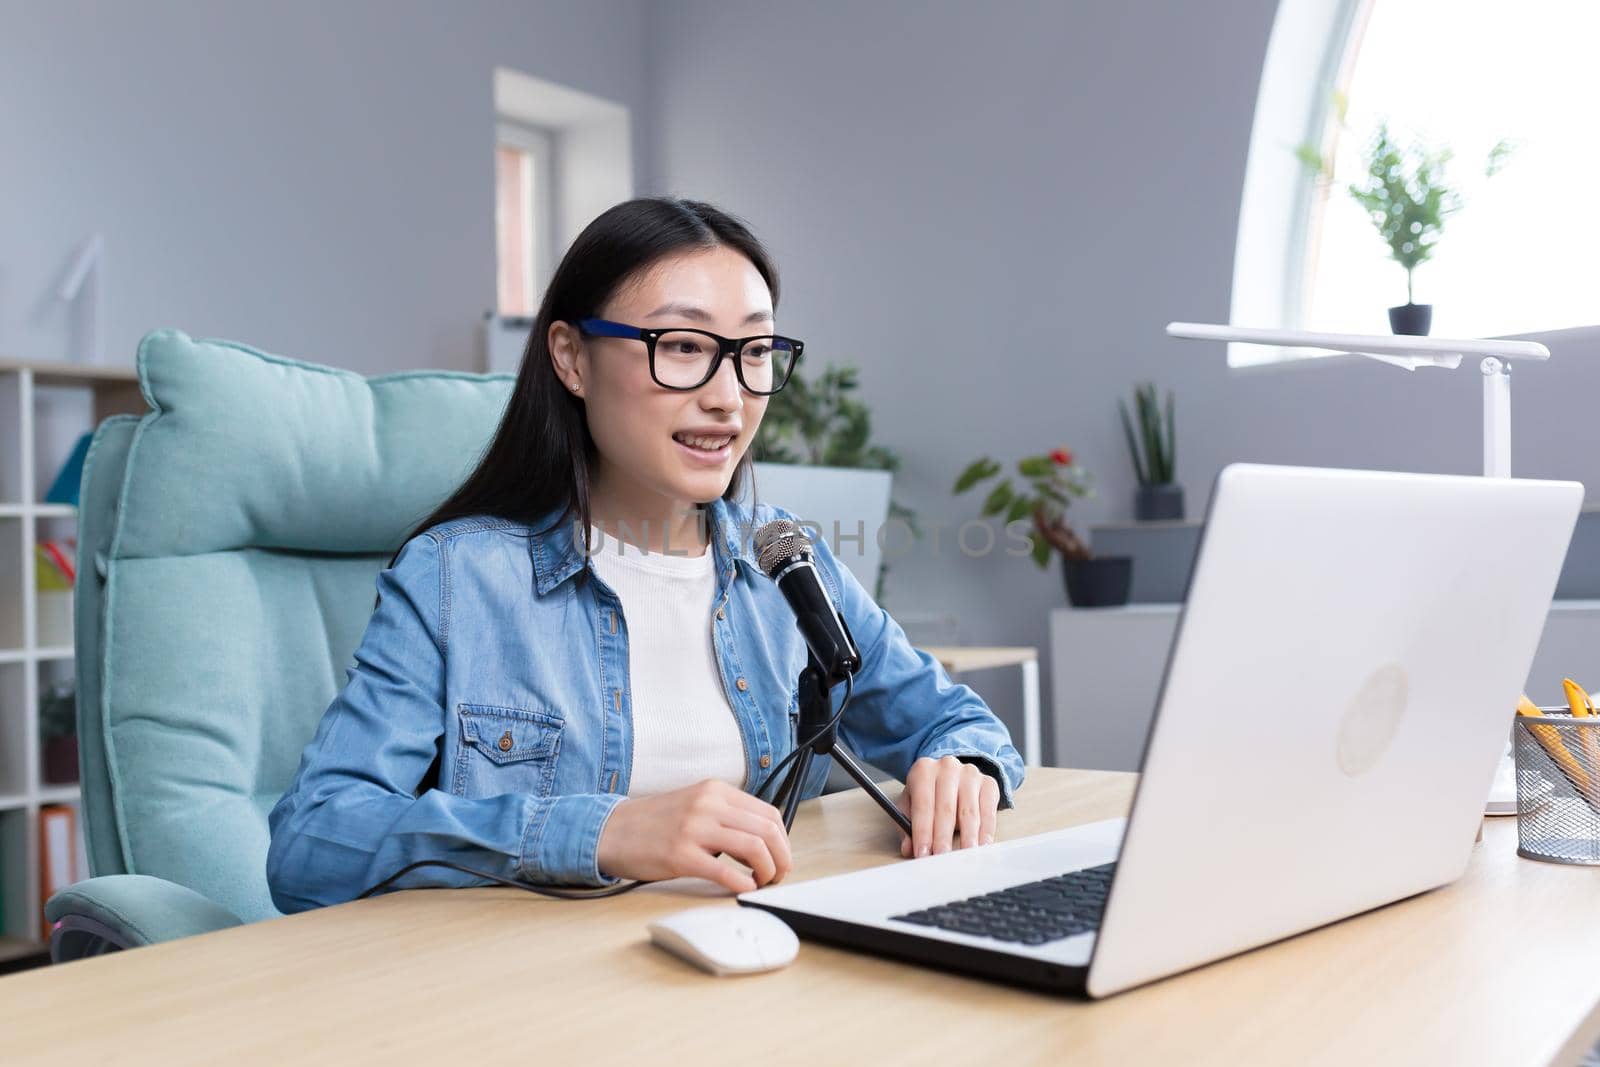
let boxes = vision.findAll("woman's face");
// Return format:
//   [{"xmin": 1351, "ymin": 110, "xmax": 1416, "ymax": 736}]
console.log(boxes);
[{"xmin": 551, "ymin": 244, "xmax": 774, "ymax": 515}]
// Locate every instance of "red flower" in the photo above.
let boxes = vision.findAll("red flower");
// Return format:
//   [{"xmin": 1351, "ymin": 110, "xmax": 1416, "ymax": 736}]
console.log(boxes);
[{"xmin": 1050, "ymin": 448, "xmax": 1073, "ymax": 466}]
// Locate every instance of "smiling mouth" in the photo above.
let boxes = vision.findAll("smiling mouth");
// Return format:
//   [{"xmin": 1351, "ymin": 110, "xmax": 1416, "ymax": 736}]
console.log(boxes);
[{"xmin": 673, "ymin": 432, "xmax": 736, "ymax": 453}]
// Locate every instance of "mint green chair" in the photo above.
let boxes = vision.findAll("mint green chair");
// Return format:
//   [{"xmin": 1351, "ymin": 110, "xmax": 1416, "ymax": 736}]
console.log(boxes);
[{"xmin": 45, "ymin": 330, "xmax": 513, "ymax": 960}]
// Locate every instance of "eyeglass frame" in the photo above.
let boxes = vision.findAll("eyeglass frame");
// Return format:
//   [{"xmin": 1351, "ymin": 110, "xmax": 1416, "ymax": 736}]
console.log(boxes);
[{"xmin": 574, "ymin": 317, "xmax": 803, "ymax": 395}]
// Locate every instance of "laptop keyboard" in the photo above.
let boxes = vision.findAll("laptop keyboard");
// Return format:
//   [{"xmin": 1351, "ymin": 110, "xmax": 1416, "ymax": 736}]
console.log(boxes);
[{"xmin": 890, "ymin": 862, "xmax": 1117, "ymax": 946}]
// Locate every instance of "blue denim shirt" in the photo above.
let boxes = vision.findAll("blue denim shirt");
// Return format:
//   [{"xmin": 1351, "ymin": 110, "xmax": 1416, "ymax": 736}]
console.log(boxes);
[{"xmin": 266, "ymin": 496, "xmax": 1024, "ymax": 912}]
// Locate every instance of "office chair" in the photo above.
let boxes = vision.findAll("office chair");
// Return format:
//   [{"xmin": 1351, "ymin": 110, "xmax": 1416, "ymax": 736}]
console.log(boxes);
[{"xmin": 45, "ymin": 329, "xmax": 513, "ymax": 960}]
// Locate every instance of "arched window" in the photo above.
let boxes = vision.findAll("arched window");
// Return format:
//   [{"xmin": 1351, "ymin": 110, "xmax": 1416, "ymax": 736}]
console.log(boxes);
[{"xmin": 1230, "ymin": 0, "xmax": 1599, "ymax": 365}]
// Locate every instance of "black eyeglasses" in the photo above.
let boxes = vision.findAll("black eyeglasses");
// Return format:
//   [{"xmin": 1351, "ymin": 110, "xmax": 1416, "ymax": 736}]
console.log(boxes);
[{"xmin": 575, "ymin": 318, "xmax": 803, "ymax": 395}]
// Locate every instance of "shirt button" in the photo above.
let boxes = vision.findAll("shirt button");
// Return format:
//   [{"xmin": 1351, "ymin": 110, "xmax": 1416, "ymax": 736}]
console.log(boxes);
[
  {"xmin": 498, "ymin": 731, "xmax": 513, "ymax": 752},
  {"xmin": 735, "ymin": 677, "xmax": 749, "ymax": 692},
  {"xmin": 716, "ymin": 607, "xmax": 725, "ymax": 620},
  {"xmin": 759, "ymin": 754, "xmax": 772, "ymax": 769}
]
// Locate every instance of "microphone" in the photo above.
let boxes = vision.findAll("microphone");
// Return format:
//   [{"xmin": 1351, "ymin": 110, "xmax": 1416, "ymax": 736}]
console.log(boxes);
[{"xmin": 754, "ymin": 519, "xmax": 861, "ymax": 681}]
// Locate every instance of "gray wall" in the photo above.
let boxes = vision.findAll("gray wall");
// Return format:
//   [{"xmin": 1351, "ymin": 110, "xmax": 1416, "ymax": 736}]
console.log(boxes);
[
  {"xmin": 644, "ymin": 0, "xmax": 1600, "ymax": 759},
  {"xmin": 10, "ymin": 1, "xmax": 1597, "ymax": 760},
  {"xmin": 0, "ymin": 0, "xmax": 650, "ymax": 374}
]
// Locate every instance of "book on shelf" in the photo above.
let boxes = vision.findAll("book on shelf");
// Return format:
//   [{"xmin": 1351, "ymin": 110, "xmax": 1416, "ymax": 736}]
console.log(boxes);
[
  {"xmin": 36, "ymin": 540, "xmax": 76, "ymax": 591},
  {"xmin": 45, "ymin": 432, "xmax": 93, "ymax": 508},
  {"xmin": 38, "ymin": 805, "xmax": 79, "ymax": 941}
]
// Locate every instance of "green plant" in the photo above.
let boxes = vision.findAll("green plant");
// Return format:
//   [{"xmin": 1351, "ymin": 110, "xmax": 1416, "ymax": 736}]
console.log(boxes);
[
  {"xmin": 752, "ymin": 363, "xmax": 916, "ymax": 599},
  {"xmin": 953, "ymin": 447, "xmax": 1094, "ymax": 567},
  {"xmin": 1118, "ymin": 381, "xmax": 1175, "ymax": 487},
  {"xmin": 1298, "ymin": 106, "xmax": 1514, "ymax": 304},
  {"xmin": 752, "ymin": 363, "xmax": 916, "ymax": 532}
]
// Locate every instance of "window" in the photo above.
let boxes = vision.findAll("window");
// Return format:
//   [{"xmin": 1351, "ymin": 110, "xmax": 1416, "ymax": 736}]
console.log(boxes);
[
  {"xmin": 1231, "ymin": 0, "xmax": 1600, "ymax": 364},
  {"xmin": 484, "ymin": 68, "xmax": 633, "ymax": 373},
  {"xmin": 495, "ymin": 122, "xmax": 556, "ymax": 318}
]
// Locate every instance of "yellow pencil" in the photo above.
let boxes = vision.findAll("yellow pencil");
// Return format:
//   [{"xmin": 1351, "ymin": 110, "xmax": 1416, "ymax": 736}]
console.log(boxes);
[
  {"xmin": 1561, "ymin": 678, "xmax": 1600, "ymax": 785},
  {"xmin": 1518, "ymin": 693, "xmax": 1600, "ymax": 810}
]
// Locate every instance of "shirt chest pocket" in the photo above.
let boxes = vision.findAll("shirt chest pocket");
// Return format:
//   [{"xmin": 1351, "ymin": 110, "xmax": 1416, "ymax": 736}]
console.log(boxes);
[{"xmin": 454, "ymin": 704, "xmax": 563, "ymax": 799}]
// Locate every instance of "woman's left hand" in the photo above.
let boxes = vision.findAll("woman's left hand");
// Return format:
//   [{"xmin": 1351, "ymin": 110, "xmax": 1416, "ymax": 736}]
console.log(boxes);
[{"xmin": 894, "ymin": 755, "xmax": 1000, "ymax": 858}]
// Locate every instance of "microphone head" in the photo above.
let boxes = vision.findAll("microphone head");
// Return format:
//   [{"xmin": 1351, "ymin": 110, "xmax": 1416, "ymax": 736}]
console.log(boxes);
[{"xmin": 754, "ymin": 518, "xmax": 815, "ymax": 577}]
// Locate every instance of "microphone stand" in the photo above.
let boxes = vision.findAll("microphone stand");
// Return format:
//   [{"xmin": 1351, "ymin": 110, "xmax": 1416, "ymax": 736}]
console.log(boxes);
[{"xmin": 770, "ymin": 650, "xmax": 913, "ymax": 836}]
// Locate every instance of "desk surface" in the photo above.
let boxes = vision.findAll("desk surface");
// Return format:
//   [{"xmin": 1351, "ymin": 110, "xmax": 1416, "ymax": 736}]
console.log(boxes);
[
  {"xmin": 4, "ymin": 768, "xmax": 1599, "ymax": 1066},
  {"xmin": 922, "ymin": 644, "xmax": 1037, "ymax": 672}
]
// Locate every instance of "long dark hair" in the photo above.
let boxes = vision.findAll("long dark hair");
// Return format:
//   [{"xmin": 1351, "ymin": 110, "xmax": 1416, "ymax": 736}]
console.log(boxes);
[{"xmin": 385, "ymin": 197, "xmax": 779, "ymax": 579}]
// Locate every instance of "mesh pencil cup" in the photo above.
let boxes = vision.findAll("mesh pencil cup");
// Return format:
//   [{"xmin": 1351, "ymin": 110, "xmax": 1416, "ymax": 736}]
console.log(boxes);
[{"xmin": 1513, "ymin": 709, "xmax": 1600, "ymax": 865}]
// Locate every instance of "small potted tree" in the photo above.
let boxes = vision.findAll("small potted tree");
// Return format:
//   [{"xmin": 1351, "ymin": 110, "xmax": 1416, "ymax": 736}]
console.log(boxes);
[
  {"xmin": 1299, "ymin": 115, "xmax": 1513, "ymax": 336},
  {"xmin": 954, "ymin": 447, "xmax": 1131, "ymax": 607},
  {"xmin": 1119, "ymin": 381, "xmax": 1181, "ymax": 521},
  {"xmin": 751, "ymin": 363, "xmax": 914, "ymax": 601}
]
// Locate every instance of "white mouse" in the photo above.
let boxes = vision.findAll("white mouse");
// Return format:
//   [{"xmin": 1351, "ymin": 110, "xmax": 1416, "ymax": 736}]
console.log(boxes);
[{"xmin": 647, "ymin": 905, "xmax": 799, "ymax": 976}]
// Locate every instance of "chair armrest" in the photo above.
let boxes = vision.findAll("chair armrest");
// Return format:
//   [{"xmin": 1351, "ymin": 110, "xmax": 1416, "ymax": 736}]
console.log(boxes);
[{"xmin": 45, "ymin": 874, "xmax": 245, "ymax": 961}]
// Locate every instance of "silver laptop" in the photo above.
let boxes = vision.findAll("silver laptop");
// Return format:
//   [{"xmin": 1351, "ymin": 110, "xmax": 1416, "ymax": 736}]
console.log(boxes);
[{"xmin": 739, "ymin": 464, "xmax": 1582, "ymax": 997}]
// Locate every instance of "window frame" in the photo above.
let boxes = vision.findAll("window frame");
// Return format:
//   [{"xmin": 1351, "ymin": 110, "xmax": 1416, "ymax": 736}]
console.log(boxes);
[{"xmin": 495, "ymin": 120, "xmax": 558, "ymax": 317}]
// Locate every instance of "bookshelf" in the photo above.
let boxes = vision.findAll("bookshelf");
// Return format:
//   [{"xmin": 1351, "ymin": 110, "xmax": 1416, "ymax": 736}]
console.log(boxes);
[{"xmin": 0, "ymin": 357, "xmax": 145, "ymax": 962}]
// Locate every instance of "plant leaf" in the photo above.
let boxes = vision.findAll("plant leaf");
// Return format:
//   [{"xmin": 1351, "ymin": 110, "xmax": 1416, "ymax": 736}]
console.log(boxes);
[
  {"xmin": 1118, "ymin": 398, "xmax": 1148, "ymax": 485},
  {"xmin": 981, "ymin": 480, "xmax": 1014, "ymax": 517},
  {"xmin": 954, "ymin": 457, "xmax": 999, "ymax": 494},
  {"xmin": 1163, "ymin": 388, "xmax": 1176, "ymax": 482},
  {"xmin": 1029, "ymin": 530, "xmax": 1052, "ymax": 568}
]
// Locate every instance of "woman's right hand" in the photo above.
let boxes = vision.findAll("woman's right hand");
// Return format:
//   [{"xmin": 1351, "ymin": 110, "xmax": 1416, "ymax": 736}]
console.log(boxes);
[{"xmin": 596, "ymin": 779, "xmax": 793, "ymax": 893}]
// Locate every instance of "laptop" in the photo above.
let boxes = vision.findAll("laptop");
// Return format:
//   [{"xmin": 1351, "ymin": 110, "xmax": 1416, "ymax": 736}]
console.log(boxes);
[{"xmin": 739, "ymin": 464, "xmax": 1583, "ymax": 997}]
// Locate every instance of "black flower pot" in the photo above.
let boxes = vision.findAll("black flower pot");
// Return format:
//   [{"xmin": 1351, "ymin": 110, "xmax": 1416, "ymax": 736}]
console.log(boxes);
[
  {"xmin": 1135, "ymin": 483, "xmax": 1185, "ymax": 522},
  {"xmin": 1062, "ymin": 556, "xmax": 1132, "ymax": 608},
  {"xmin": 1388, "ymin": 303, "xmax": 1433, "ymax": 336}
]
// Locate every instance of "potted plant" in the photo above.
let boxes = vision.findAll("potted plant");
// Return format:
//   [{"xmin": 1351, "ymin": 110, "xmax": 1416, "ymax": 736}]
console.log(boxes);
[
  {"xmin": 751, "ymin": 364, "xmax": 914, "ymax": 602},
  {"xmin": 1119, "ymin": 381, "xmax": 1181, "ymax": 521},
  {"xmin": 953, "ymin": 447, "xmax": 1131, "ymax": 607},
  {"xmin": 39, "ymin": 679, "xmax": 78, "ymax": 785},
  {"xmin": 1298, "ymin": 110, "xmax": 1513, "ymax": 336}
]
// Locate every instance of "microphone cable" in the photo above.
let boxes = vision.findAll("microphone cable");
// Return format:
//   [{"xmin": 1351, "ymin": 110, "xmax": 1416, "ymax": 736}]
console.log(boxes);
[{"xmin": 354, "ymin": 674, "xmax": 855, "ymax": 903}]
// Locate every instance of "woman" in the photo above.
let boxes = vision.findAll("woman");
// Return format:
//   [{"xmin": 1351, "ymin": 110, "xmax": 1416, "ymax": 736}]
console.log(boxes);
[{"xmin": 266, "ymin": 197, "xmax": 1023, "ymax": 911}]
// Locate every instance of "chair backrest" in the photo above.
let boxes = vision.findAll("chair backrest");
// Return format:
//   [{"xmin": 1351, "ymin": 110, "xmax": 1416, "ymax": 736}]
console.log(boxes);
[{"xmin": 75, "ymin": 330, "xmax": 512, "ymax": 922}]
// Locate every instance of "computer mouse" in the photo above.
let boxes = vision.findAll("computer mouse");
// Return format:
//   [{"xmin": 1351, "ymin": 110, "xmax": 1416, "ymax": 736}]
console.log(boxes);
[{"xmin": 647, "ymin": 904, "xmax": 799, "ymax": 976}]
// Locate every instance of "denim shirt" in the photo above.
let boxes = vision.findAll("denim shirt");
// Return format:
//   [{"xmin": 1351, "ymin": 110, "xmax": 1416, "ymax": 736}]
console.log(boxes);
[{"xmin": 266, "ymin": 496, "xmax": 1024, "ymax": 912}]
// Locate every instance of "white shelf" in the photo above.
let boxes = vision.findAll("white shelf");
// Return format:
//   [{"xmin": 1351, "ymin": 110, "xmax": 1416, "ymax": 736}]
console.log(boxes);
[
  {"xmin": 0, "ymin": 361, "xmax": 140, "ymax": 953},
  {"xmin": 0, "ymin": 935, "xmax": 45, "ymax": 964},
  {"xmin": 36, "ymin": 784, "xmax": 80, "ymax": 805}
]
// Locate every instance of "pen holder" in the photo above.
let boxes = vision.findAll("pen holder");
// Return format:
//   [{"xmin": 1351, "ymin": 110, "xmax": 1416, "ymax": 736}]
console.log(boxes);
[{"xmin": 1513, "ymin": 709, "xmax": 1600, "ymax": 865}]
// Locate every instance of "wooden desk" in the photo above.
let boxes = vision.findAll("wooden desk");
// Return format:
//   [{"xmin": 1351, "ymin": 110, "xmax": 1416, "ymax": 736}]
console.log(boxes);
[{"xmin": 3, "ymin": 768, "xmax": 1598, "ymax": 1066}]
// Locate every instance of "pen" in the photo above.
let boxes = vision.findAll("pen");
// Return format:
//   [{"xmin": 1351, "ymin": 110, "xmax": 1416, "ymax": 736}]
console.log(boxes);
[
  {"xmin": 1561, "ymin": 678, "xmax": 1600, "ymax": 773},
  {"xmin": 1518, "ymin": 694, "xmax": 1600, "ymax": 811}
]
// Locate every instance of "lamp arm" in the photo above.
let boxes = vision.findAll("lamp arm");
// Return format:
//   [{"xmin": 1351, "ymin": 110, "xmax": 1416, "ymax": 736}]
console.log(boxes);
[{"xmin": 1482, "ymin": 357, "xmax": 1511, "ymax": 479}]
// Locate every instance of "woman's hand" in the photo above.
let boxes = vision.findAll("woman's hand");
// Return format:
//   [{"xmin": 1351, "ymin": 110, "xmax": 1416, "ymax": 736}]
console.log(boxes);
[
  {"xmin": 596, "ymin": 779, "xmax": 792, "ymax": 894},
  {"xmin": 895, "ymin": 755, "xmax": 1000, "ymax": 858}
]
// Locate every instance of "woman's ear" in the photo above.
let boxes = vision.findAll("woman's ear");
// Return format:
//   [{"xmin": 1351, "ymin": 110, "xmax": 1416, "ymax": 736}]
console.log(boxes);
[{"xmin": 548, "ymin": 320, "xmax": 583, "ymax": 392}]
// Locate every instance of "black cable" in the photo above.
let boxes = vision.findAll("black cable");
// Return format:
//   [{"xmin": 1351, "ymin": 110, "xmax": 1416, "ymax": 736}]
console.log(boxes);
[
  {"xmin": 355, "ymin": 673, "xmax": 856, "ymax": 903},
  {"xmin": 752, "ymin": 672, "xmax": 854, "ymax": 801},
  {"xmin": 357, "ymin": 858, "xmax": 648, "ymax": 900}
]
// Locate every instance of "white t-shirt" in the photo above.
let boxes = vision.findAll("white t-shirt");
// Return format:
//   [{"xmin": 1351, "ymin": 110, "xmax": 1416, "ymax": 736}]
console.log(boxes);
[{"xmin": 587, "ymin": 525, "xmax": 747, "ymax": 796}]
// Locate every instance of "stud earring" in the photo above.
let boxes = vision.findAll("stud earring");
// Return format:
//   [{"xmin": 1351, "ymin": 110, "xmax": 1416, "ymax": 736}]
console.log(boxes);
[{"xmin": 571, "ymin": 383, "xmax": 580, "ymax": 392}]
